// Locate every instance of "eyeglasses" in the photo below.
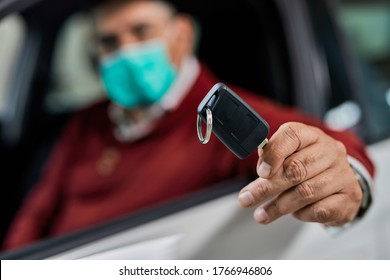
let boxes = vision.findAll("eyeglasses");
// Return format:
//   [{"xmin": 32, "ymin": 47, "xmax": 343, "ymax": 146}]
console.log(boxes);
[{"xmin": 97, "ymin": 18, "xmax": 174, "ymax": 54}]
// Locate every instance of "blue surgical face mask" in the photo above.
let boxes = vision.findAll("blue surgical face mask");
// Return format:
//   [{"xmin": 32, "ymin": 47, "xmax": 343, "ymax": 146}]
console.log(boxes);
[{"xmin": 100, "ymin": 40, "xmax": 177, "ymax": 108}]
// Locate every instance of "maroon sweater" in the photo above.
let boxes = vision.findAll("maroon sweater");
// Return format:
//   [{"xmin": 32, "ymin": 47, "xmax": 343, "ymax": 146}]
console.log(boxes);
[{"xmin": 3, "ymin": 66, "xmax": 374, "ymax": 250}]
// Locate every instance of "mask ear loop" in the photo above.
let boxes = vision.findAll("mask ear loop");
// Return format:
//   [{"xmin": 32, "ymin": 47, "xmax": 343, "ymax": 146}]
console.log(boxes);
[{"xmin": 197, "ymin": 107, "xmax": 213, "ymax": 144}]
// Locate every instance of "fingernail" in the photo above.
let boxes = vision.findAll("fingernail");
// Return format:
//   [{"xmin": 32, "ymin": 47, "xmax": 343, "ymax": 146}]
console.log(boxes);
[
  {"xmin": 238, "ymin": 191, "xmax": 255, "ymax": 207},
  {"xmin": 254, "ymin": 208, "xmax": 270, "ymax": 224},
  {"xmin": 258, "ymin": 162, "xmax": 271, "ymax": 178}
]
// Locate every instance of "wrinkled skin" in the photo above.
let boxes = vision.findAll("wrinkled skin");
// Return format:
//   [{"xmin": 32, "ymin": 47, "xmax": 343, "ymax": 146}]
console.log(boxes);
[{"xmin": 239, "ymin": 122, "xmax": 363, "ymax": 226}]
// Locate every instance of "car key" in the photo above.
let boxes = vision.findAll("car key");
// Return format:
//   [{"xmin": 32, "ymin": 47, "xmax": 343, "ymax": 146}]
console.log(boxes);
[{"xmin": 197, "ymin": 83, "xmax": 269, "ymax": 159}]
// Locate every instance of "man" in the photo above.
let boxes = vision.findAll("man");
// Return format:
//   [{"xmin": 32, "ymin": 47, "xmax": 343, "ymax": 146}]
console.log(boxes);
[{"xmin": 3, "ymin": 0, "xmax": 374, "ymax": 250}]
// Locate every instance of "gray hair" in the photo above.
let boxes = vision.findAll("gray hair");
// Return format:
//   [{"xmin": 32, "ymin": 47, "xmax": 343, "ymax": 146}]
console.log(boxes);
[{"xmin": 93, "ymin": 0, "xmax": 177, "ymax": 20}]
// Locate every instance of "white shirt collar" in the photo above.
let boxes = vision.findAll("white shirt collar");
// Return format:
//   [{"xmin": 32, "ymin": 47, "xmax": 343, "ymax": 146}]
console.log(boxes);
[{"xmin": 109, "ymin": 56, "xmax": 200, "ymax": 142}]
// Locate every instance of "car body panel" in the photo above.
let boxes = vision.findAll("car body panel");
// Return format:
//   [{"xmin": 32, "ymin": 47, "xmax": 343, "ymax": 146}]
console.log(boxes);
[{"xmin": 0, "ymin": 0, "xmax": 389, "ymax": 259}]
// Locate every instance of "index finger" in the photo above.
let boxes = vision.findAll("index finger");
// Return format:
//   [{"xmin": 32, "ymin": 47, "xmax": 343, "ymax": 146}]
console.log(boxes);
[{"xmin": 258, "ymin": 122, "xmax": 321, "ymax": 178}]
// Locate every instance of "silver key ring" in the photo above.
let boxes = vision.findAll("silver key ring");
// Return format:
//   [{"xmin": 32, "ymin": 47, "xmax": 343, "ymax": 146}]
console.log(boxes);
[{"xmin": 197, "ymin": 107, "xmax": 213, "ymax": 144}]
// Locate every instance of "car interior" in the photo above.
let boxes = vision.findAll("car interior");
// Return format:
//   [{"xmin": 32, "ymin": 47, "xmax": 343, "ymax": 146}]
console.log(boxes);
[
  {"xmin": 0, "ymin": 0, "xmax": 293, "ymax": 253},
  {"xmin": 1, "ymin": 0, "xmax": 389, "ymax": 259}
]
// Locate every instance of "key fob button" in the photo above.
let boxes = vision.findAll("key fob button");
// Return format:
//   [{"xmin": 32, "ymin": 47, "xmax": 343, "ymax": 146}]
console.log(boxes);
[{"xmin": 197, "ymin": 83, "xmax": 269, "ymax": 159}]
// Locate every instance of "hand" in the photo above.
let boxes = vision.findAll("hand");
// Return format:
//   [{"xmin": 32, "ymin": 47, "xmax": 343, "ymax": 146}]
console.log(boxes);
[{"xmin": 238, "ymin": 122, "xmax": 363, "ymax": 226}]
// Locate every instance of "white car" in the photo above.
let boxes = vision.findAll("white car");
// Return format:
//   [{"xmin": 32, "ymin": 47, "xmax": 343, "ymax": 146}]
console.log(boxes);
[{"xmin": 0, "ymin": 0, "xmax": 389, "ymax": 259}]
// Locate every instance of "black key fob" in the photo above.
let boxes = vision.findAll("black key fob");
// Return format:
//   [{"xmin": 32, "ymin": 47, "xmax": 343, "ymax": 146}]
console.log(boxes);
[{"xmin": 197, "ymin": 83, "xmax": 269, "ymax": 159}]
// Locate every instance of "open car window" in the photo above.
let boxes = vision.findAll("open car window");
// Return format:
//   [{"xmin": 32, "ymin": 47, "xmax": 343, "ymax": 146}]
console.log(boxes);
[
  {"xmin": 340, "ymin": 0, "xmax": 390, "ymax": 78},
  {"xmin": 336, "ymin": 0, "xmax": 390, "ymax": 143},
  {"xmin": 0, "ymin": 0, "xmax": 293, "ymax": 252},
  {"xmin": 0, "ymin": 0, "xmax": 389, "ymax": 259}
]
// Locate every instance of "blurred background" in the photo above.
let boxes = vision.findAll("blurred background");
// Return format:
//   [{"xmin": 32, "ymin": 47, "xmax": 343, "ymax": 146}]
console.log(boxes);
[{"xmin": 0, "ymin": 0, "xmax": 389, "ymax": 259}]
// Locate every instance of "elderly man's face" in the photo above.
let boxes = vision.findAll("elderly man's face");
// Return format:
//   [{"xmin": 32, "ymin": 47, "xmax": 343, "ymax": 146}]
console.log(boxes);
[{"xmin": 96, "ymin": 1, "xmax": 189, "ymax": 68}]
